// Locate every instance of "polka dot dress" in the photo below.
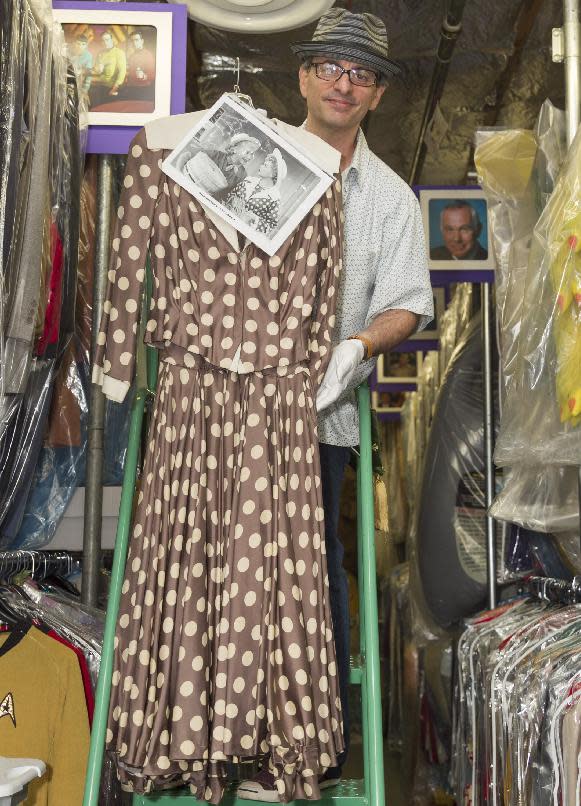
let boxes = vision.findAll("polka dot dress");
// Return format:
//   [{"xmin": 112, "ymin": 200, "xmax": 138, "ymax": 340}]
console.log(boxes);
[
  {"xmin": 225, "ymin": 179, "xmax": 280, "ymax": 235},
  {"xmin": 94, "ymin": 129, "xmax": 345, "ymax": 802}
]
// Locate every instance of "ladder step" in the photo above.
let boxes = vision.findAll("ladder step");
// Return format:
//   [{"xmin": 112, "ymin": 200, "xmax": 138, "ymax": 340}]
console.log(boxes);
[
  {"xmin": 349, "ymin": 655, "xmax": 364, "ymax": 685},
  {"xmin": 133, "ymin": 779, "xmax": 367, "ymax": 805}
]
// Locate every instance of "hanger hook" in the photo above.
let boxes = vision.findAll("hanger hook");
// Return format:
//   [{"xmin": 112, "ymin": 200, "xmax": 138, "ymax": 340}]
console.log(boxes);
[{"xmin": 234, "ymin": 56, "xmax": 241, "ymax": 94}]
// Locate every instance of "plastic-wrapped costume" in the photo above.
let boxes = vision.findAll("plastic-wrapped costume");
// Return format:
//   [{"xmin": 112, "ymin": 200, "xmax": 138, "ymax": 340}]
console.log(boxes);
[
  {"xmin": 474, "ymin": 104, "xmax": 581, "ymax": 540},
  {"xmin": 93, "ymin": 118, "xmax": 345, "ymax": 802},
  {"xmin": 492, "ymin": 121, "xmax": 581, "ymax": 466},
  {"xmin": 552, "ymin": 210, "xmax": 581, "ymax": 424}
]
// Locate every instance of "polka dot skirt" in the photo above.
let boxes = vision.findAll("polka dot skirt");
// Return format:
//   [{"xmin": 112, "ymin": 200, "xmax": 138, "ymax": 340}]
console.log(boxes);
[{"xmin": 94, "ymin": 130, "xmax": 345, "ymax": 801}]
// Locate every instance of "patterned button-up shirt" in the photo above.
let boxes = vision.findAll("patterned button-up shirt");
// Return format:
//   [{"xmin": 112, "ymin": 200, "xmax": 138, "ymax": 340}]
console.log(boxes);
[{"xmin": 317, "ymin": 128, "xmax": 433, "ymax": 447}]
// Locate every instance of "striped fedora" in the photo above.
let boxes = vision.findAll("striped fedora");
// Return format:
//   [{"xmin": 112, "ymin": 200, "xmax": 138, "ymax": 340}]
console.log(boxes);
[{"xmin": 290, "ymin": 8, "xmax": 400, "ymax": 79}]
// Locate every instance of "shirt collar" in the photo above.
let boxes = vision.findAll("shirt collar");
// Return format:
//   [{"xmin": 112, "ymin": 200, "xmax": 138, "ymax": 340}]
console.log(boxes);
[
  {"xmin": 300, "ymin": 121, "xmax": 370, "ymax": 185},
  {"xmin": 343, "ymin": 128, "xmax": 370, "ymax": 187}
]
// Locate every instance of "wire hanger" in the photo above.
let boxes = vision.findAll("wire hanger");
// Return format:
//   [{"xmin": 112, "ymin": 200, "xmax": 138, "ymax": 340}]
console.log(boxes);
[{"xmin": 229, "ymin": 56, "xmax": 254, "ymax": 109}]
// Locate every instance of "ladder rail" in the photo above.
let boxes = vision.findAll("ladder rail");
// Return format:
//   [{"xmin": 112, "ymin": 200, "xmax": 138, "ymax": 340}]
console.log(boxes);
[
  {"xmin": 356, "ymin": 384, "xmax": 386, "ymax": 806},
  {"xmin": 83, "ymin": 388, "xmax": 149, "ymax": 806}
]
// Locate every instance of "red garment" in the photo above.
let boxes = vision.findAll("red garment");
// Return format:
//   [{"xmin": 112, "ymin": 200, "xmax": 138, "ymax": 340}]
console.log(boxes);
[
  {"xmin": 47, "ymin": 628, "xmax": 95, "ymax": 726},
  {"xmin": 36, "ymin": 221, "xmax": 64, "ymax": 355},
  {"xmin": 126, "ymin": 49, "xmax": 155, "ymax": 86}
]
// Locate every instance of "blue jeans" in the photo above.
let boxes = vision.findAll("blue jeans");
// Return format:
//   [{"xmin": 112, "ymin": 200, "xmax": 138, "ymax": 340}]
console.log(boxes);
[{"xmin": 319, "ymin": 442, "xmax": 352, "ymax": 769}]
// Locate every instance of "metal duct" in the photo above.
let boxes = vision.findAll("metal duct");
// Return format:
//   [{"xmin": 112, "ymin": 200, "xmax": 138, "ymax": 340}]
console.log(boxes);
[{"xmin": 408, "ymin": 0, "xmax": 468, "ymax": 184}]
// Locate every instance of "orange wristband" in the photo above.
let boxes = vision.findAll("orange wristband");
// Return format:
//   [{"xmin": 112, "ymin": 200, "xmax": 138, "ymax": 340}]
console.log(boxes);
[{"xmin": 348, "ymin": 334, "xmax": 373, "ymax": 360}]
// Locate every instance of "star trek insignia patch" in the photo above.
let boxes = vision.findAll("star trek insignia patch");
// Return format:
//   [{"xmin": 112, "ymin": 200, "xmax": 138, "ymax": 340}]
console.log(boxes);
[{"xmin": 0, "ymin": 692, "xmax": 16, "ymax": 727}]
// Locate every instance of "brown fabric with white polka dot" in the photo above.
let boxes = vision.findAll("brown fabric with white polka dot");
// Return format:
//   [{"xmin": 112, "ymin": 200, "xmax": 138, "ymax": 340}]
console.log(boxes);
[{"xmin": 95, "ymin": 129, "xmax": 345, "ymax": 802}]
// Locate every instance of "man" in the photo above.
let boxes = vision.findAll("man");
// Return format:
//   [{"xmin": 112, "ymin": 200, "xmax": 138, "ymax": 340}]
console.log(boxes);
[
  {"xmin": 238, "ymin": 9, "xmax": 433, "ymax": 801},
  {"xmin": 431, "ymin": 200, "xmax": 488, "ymax": 260},
  {"xmin": 179, "ymin": 133, "xmax": 261, "ymax": 199},
  {"xmin": 90, "ymin": 30, "xmax": 126, "ymax": 108},
  {"xmin": 70, "ymin": 34, "xmax": 93, "ymax": 94},
  {"xmin": 125, "ymin": 29, "xmax": 155, "ymax": 102}
]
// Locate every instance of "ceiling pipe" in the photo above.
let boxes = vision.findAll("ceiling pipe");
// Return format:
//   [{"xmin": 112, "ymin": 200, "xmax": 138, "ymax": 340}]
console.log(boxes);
[
  {"xmin": 563, "ymin": 0, "xmax": 580, "ymax": 144},
  {"xmin": 408, "ymin": 0, "xmax": 468, "ymax": 185}
]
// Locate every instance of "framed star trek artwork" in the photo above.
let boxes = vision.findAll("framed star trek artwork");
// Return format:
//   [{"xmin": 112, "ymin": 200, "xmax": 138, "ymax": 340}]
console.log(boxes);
[{"xmin": 52, "ymin": 1, "xmax": 187, "ymax": 153}]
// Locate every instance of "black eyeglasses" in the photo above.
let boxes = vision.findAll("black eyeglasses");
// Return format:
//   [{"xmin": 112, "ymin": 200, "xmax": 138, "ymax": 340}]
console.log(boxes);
[{"xmin": 311, "ymin": 61, "xmax": 378, "ymax": 87}]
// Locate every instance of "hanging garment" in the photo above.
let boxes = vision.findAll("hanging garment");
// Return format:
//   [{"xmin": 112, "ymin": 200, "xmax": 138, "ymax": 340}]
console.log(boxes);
[
  {"xmin": 0, "ymin": 625, "xmax": 90, "ymax": 805},
  {"xmin": 93, "ymin": 126, "xmax": 345, "ymax": 802}
]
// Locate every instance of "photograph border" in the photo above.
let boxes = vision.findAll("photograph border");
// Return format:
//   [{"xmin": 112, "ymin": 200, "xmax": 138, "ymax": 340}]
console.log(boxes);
[
  {"xmin": 376, "ymin": 350, "xmax": 423, "ymax": 389},
  {"xmin": 53, "ymin": 1, "xmax": 187, "ymax": 154},
  {"xmin": 416, "ymin": 185, "xmax": 496, "ymax": 279},
  {"xmin": 161, "ymin": 94, "xmax": 335, "ymax": 257}
]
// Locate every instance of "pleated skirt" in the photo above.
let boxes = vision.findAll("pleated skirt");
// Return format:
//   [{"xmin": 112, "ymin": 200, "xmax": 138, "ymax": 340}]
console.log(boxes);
[{"xmin": 106, "ymin": 352, "xmax": 345, "ymax": 803}]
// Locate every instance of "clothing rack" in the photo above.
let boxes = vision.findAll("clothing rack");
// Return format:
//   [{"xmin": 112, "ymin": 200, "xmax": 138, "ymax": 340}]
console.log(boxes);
[
  {"xmin": 526, "ymin": 574, "xmax": 581, "ymax": 604},
  {"xmin": 0, "ymin": 550, "xmax": 79, "ymax": 581}
]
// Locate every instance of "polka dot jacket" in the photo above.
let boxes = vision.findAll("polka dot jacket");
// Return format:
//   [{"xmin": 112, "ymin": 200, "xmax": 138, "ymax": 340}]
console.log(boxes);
[
  {"xmin": 93, "ymin": 128, "xmax": 342, "ymax": 403},
  {"xmin": 94, "ymin": 128, "xmax": 346, "ymax": 802}
]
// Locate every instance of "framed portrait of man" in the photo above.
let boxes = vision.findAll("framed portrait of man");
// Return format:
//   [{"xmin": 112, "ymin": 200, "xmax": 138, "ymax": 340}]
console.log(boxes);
[
  {"xmin": 53, "ymin": 1, "xmax": 187, "ymax": 153},
  {"xmin": 418, "ymin": 187, "xmax": 496, "ymax": 272}
]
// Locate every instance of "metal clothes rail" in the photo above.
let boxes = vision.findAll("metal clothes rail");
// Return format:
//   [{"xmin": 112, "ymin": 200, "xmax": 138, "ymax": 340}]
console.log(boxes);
[
  {"xmin": 0, "ymin": 550, "xmax": 79, "ymax": 581},
  {"xmin": 527, "ymin": 575, "xmax": 581, "ymax": 605}
]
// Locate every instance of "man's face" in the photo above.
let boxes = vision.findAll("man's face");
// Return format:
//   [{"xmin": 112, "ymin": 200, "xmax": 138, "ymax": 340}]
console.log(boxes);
[
  {"xmin": 298, "ymin": 57, "xmax": 385, "ymax": 133},
  {"xmin": 131, "ymin": 34, "xmax": 144, "ymax": 50},
  {"xmin": 441, "ymin": 207, "xmax": 477, "ymax": 259},
  {"xmin": 102, "ymin": 33, "xmax": 114, "ymax": 49},
  {"xmin": 228, "ymin": 142, "xmax": 257, "ymax": 164},
  {"xmin": 76, "ymin": 39, "xmax": 88, "ymax": 52}
]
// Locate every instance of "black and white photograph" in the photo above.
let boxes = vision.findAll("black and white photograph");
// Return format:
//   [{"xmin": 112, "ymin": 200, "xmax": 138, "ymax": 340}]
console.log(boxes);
[
  {"xmin": 161, "ymin": 94, "xmax": 334, "ymax": 256},
  {"xmin": 418, "ymin": 187, "xmax": 496, "ymax": 271}
]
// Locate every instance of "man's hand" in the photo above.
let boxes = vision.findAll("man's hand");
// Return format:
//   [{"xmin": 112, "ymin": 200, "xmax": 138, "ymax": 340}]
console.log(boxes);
[{"xmin": 316, "ymin": 339, "xmax": 365, "ymax": 412}]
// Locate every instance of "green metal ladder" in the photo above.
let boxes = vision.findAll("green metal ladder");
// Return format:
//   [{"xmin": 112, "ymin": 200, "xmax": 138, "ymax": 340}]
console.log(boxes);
[{"xmin": 83, "ymin": 341, "xmax": 385, "ymax": 806}]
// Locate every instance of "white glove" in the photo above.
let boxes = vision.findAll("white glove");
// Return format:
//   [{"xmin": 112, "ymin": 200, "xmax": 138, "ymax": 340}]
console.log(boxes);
[{"xmin": 316, "ymin": 339, "xmax": 365, "ymax": 412}]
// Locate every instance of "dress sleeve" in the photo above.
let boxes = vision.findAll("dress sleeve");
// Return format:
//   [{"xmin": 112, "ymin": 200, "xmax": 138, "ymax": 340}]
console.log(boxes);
[
  {"xmin": 308, "ymin": 176, "xmax": 344, "ymax": 393},
  {"xmin": 91, "ymin": 128, "xmax": 161, "ymax": 402}
]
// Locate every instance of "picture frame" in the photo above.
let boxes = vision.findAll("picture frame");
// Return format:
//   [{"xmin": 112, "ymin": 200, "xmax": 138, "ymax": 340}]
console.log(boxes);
[
  {"xmin": 53, "ymin": 1, "xmax": 187, "ymax": 154},
  {"xmin": 418, "ymin": 186, "xmax": 496, "ymax": 274},
  {"xmin": 161, "ymin": 94, "xmax": 335, "ymax": 257},
  {"xmin": 371, "ymin": 390, "xmax": 407, "ymax": 421},
  {"xmin": 376, "ymin": 350, "xmax": 423, "ymax": 387}
]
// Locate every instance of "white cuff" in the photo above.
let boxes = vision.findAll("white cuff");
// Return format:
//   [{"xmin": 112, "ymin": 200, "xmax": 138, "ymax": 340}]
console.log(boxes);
[{"xmin": 92, "ymin": 365, "xmax": 131, "ymax": 403}]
